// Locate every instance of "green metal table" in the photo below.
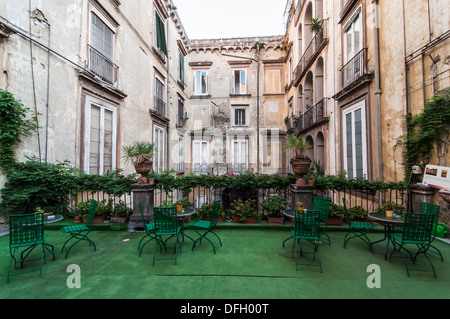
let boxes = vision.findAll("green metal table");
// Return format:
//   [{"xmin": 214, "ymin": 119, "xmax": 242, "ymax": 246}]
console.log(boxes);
[{"xmin": 368, "ymin": 211, "xmax": 405, "ymax": 260}]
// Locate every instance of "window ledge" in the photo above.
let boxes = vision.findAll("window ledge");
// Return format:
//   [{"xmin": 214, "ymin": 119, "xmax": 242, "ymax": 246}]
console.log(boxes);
[{"xmin": 230, "ymin": 94, "xmax": 251, "ymax": 98}]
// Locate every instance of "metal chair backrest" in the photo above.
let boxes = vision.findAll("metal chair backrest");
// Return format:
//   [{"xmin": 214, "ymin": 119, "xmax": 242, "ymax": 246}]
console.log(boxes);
[
  {"xmin": 420, "ymin": 202, "xmax": 440, "ymax": 230},
  {"xmin": 9, "ymin": 212, "xmax": 44, "ymax": 248},
  {"xmin": 342, "ymin": 198, "xmax": 351, "ymax": 224},
  {"xmin": 209, "ymin": 200, "xmax": 221, "ymax": 228},
  {"xmin": 312, "ymin": 196, "xmax": 331, "ymax": 221},
  {"xmin": 402, "ymin": 212, "xmax": 435, "ymax": 242},
  {"xmin": 85, "ymin": 200, "xmax": 98, "ymax": 229},
  {"xmin": 293, "ymin": 210, "xmax": 320, "ymax": 238},
  {"xmin": 154, "ymin": 206, "xmax": 178, "ymax": 233}
]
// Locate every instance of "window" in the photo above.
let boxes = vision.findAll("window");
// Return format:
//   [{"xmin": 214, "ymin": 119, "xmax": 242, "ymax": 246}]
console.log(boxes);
[
  {"xmin": 154, "ymin": 76, "xmax": 165, "ymax": 115},
  {"xmin": 153, "ymin": 125, "xmax": 165, "ymax": 172},
  {"xmin": 343, "ymin": 7, "xmax": 362, "ymax": 64},
  {"xmin": 154, "ymin": 10, "xmax": 167, "ymax": 55},
  {"xmin": 89, "ymin": 12, "xmax": 115, "ymax": 84},
  {"xmin": 194, "ymin": 70, "xmax": 208, "ymax": 95},
  {"xmin": 83, "ymin": 95, "xmax": 117, "ymax": 175},
  {"xmin": 232, "ymin": 69, "xmax": 247, "ymax": 94},
  {"xmin": 232, "ymin": 140, "xmax": 248, "ymax": 174},
  {"xmin": 231, "ymin": 106, "xmax": 248, "ymax": 126},
  {"xmin": 192, "ymin": 140, "xmax": 209, "ymax": 175},
  {"xmin": 342, "ymin": 100, "xmax": 367, "ymax": 179},
  {"xmin": 177, "ymin": 135, "xmax": 184, "ymax": 173},
  {"xmin": 264, "ymin": 66, "xmax": 283, "ymax": 94},
  {"xmin": 179, "ymin": 52, "xmax": 185, "ymax": 84},
  {"xmin": 177, "ymin": 98, "xmax": 185, "ymax": 127}
]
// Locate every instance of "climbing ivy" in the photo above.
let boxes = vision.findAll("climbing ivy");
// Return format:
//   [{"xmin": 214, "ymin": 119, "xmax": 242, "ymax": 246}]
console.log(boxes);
[
  {"xmin": 0, "ymin": 90, "xmax": 38, "ymax": 173},
  {"xmin": 404, "ymin": 88, "xmax": 450, "ymax": 179}
]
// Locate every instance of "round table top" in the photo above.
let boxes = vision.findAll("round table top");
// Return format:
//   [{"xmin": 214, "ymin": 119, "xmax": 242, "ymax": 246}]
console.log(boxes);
[
  {"xmin": 177, "ymin": 207, "xmax": 196, "ymax": 217},
  {"xmin": 368, "ymin": 211, "xmax": 405, "ymax": 223},
  {"xmin": 283, "ymin": 209, "xmax": 316, "ymax": 217}
]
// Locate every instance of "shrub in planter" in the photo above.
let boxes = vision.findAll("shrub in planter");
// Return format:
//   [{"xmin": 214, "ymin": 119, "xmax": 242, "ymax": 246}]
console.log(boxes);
[
  {"xmin": 347, "ymin": 206, "xmax": 368, "ymax": 221},
  {"xmin": 231, "ymin": 198, "xmax": 257, "ymax": 223},
  {"xmin": 328, "ymin": 203, "xmax": 344, "ymax": 225},
  {"xmin": 111, "ymin": 200, "xmax": 132, "ymax": 223},
  {"xmin": 261, "ymin": 195, "xmax": 288, "ymax": 225}
]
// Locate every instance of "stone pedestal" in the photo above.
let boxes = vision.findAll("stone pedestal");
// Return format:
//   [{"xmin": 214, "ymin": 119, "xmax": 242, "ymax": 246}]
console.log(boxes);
[
  {"xmin": 410, "ymin": 184, "xmax": 434, "ymax": 213},
  {"xmin": 290, "ymin": 184, "xmax": 315, "ymax": 210},
  {"xmin": 128, "ymin": 183, "xmax": 155, "ymax": 232}
]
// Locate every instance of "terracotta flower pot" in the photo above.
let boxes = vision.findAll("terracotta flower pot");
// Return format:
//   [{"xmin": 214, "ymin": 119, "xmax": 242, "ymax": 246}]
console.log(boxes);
[{"xmin": 268, "ymin": 217, "xmax": 284, "ymax": 225}]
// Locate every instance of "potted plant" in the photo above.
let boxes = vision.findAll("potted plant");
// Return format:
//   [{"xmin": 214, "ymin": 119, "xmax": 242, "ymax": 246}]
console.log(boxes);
[
  {"xmin": 231, "ymin": 198, "xmax": 257, "ymax": 223},
  {"xmin": 327, "ymin": 203, "xmax": 344, "ymax": 225},
  {"xmin": 377, "ymin": 201, "xmax": 404, "ymax": 218},
  {"xmin": 305, "ymin": 169, "xmax": 315, "ymax": 186},
  {"xmin": 296, "ymin": 201, "xmax": 304, "ymax": 211},
  {"xmin": 111, "ymin": 200, "xmax": 132, "ymax": 223},
  {"xmin": 261, "ymin": 195, "xmax": 288, "ymax": 225},
  {"xmin": 347, "ymin": 206, "xmax": 369, "ymax": 222},
  {"xmin": 284, "ymin": 134, "xmax": 311, "ymax": 180},
  {"xmin": 175, "ymin": 197, "xmax": 192, "ymax": 214},
  {"xmin": 76, "ymin": 200, "xmax": 91, "ymax": 223},
  {"xmin": 309, "ymin": 17, "xmax": 323, "ymax": 34},
  {"xmin": 122, "ymin": 141, "xmax": 157, "ymax": 184},
  {"xmin": 94, "ymin": 199, "xmax": 113, "ymax": 223}
]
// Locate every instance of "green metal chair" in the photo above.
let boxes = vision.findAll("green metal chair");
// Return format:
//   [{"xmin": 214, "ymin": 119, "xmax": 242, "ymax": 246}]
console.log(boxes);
[
  {"xmin": 312, "ymin": 196, "xmax": 331, "ymax": 245},
  {"xmin": 137, "ymin": 200, "xmax": 156, "ymax": 256},
  {"xmin": 7, "ymin": 212, "xmax": 50, "ymax": 283},
  {"xmin": 342, "ymin": 198, "xmax": 374, "ymax": 251},
  {"xmin": 291, "ymin": 209, "xmax": 322, "ymax": 272},
  {"xmin": 152, "ymin": 206, "xmax": 181, "ymax": 266},
  {"xmin": 389, "ymin": 212, "xmax": 437, "ymax": 278},
  {"xmin": 192, "ymin": 200, "xmax": 223, "ymax": 254},
  {"xmin": 61, "ymin": 199, "xmax": 98, "ymax": 258},
  {"xmin": 420, "ymin": 202, "xmax": 443, "ymax": 261}
]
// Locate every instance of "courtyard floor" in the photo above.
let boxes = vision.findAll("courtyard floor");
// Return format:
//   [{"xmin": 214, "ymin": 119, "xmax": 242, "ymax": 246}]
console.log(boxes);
[{"xmin": 0, "ymin": 218, "xmax": 449, "ymax": 303}]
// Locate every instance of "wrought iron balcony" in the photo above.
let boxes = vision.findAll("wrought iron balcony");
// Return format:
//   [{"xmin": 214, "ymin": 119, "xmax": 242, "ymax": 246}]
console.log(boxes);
[
  {"xmin": 88, "ymin": 45, "xmax": 119, "ymax": 86},
  {"xmin": 153, "ymin": 96, "xmax": 166, "ymax": 116},
  {"xmin": 293, "ymin": 19, "xmax": 328, "ymax": 86},
  {"xmin": 294, "ymin": 98, "xmax": 327, "ymax": 132},
  {"xmin": 340, "ymin": 48, "xmax": 368, "ymax": 91}
]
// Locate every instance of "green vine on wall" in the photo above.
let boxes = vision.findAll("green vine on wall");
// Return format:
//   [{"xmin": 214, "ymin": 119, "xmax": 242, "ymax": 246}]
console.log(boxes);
[
  {"xmin": 404, "ymin": 88, "xmax": 450, "ymax": 179},
  {"xmin": 0, "ymin": 90, "xmax": 38, "ymax": 174}
]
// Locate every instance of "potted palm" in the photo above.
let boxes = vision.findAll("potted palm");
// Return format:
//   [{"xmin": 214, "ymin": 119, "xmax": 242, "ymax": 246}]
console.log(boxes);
[
  {"xmin": 284, "ymin": 134, "xmax": 311, "ymax": 180},
  {"xmin": 122, "ymin": 141, "xmax": 157, "ymax": 184},
  {"xmin": 261, "ymin": 195, "xmax": 288, "ymax": 225}
]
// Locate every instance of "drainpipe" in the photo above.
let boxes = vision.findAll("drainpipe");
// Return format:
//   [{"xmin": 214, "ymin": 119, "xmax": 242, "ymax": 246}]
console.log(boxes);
[{"xmin": 372, "ymin": 0, "xmax": 383, "ymax": 182}]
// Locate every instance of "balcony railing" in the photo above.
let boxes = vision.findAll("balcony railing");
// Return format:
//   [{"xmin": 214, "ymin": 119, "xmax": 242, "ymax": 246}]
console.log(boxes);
[
  {"xmin": 193, "ymin": 163, "xmax": 210, "ymax": 175},
  {"xmin": 293, "ymin": 19, "xmax": 328, "ymax": 85},
  {"xmin": 340, "ymin": 48, "xmax": 367, "ymax": 90},
  {"xmin": 88, "ymin": 45, "xmax": 119, "ymax": 86},
  {"xmin": 153, "ymin": 96, "xmax": 166, "ymax": 116},
  {"xmin": 295, "ymin": 98, "xmax": 327, "ymax": 132}
]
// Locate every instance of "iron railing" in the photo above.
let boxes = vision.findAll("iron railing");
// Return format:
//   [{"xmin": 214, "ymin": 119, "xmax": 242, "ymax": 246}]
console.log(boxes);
[
  {"xmin": 153, "ymin": 96, "xmax": 166, "ymax": 116},
  {"xmin": 293, "ymin": 19, "xmax": 328, "ymax": 84},
  {"xmin": 88, "ymin": 45, "xmax": 119, "ymax": 86},
  {"xmin": 294, "ymin": 98, "xmax": 327, "ymax": 132},
  {"xmin": 340, "ymin": 48, "xmax": 367, "ymax": 90}
]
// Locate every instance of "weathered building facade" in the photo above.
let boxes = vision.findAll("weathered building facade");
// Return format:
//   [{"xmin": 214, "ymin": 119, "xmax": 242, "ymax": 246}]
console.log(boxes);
[
  {"xmin": 0, "ymin": 0, "xmax": 190, "ymax": 186},
  {"xmin": 0, "ymin": 0, "xmax": 448, "ymax": 189}
]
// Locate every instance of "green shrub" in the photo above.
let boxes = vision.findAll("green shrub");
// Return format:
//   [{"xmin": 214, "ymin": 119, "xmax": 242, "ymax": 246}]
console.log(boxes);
[{"xmin": 261, "ymin": 195, "xmax": 288, "ymax": 218}]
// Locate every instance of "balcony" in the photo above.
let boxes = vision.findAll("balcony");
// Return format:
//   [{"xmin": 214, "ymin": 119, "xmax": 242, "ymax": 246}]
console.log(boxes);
[
  {"xmin": 334, "ymin": 48, "xmax": 373, "ymax": 100},
  {"xmin": 88, "ymin": 45, "xmax": 119, "ymax": 86},
  {"xmin": 153, "ymin": 96, "xmax": 166, "ymax": 116},
  {"xmin": 294, "ymin": 98, "xmax": 328, "ymax": 133},
  {"xmin": 293, "ymin": 20, "xmax": 328, "ymax": 86}
]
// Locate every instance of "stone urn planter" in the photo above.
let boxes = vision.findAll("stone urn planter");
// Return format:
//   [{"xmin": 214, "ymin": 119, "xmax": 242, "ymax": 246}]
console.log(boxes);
[{"xmin": 122, "ymin": 141, "xmax": 156, "ymax": 184}]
